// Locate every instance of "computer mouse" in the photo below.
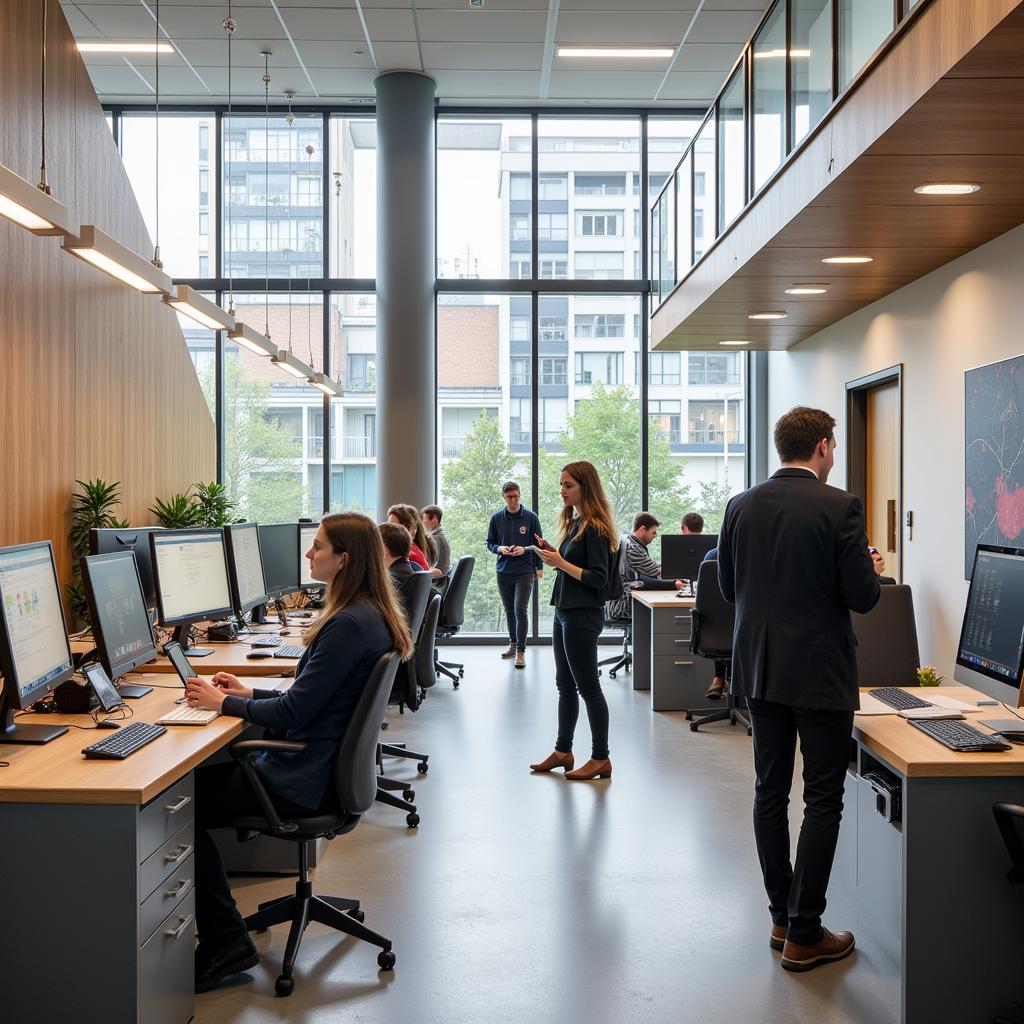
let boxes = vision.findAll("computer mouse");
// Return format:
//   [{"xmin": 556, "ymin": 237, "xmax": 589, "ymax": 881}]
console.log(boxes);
[
  {"xmin": 675, "ymin": 591, "xmax": 687, "ymax": 598},
  {"xmin": 279, "ymin": 629, "xmax": 291, "ymax": 636},
  {"xmin": 96, "ymin": 720, "xmax": 120, "ymax": 729},
  {"xmin": 247, "ymin": 650, "xmax": 273, "ymax": 660}
]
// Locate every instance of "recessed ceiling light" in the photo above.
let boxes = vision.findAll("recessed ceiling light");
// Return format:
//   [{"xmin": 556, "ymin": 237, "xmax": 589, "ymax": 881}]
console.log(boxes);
[
  {"xmin": 753, "ymin": 48, "xmax": 811, "ymax": 59},
  {"xmin": 785, "ymin": 284, "xmax": 828, "ymax": 295},
  {"xmin": 77, "ymin": 42, "xmax": 174, "ymax": 54},
  {"xmin": 913, "ymin": 182, "xmax": 981, "ymax": 195},
  {"xmin": 557, "ymin": 46, "xmax": 676, "ymax": 59},
  {"xmin": 748, "ymin": 311, "xmax": 787, "ymax": 320},
  {"xmin": 719, "ymin": 340, "xmax": 750, "ymax": 346},
  {"xmin": 822, "ymin": 256, "xmax": 873, "ymax": 264}
]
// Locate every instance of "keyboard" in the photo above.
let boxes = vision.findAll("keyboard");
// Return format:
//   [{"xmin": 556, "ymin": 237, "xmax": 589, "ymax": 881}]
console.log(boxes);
[
  {"xmin": 157, "ymin": 705, "xmax": 219, "ymax": 726},
  {"xmin": 82, "ymin": 722, "xmax": 167, "ymax": 760},
  {"xmin": 909, "ymin": 718, "xmax": 1012, "ymax": 752},
  {"xmin": 275, "ymin": 644, "xmax": 305, "ymax": 659},
  {"xmin": 869, "ymin": 687, "xmax": 934, "ymax": 711},
  {"xmin": 252, "ymin": 635, "xmax": 281, "ymax": 648}
]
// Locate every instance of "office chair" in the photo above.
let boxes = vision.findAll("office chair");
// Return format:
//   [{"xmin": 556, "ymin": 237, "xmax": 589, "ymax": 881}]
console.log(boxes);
[
  {"xmin": 435, "ymin": 555, "xmax": 475, "ymax": 688},
  {"xmin": 685, "ymin": 560, "xmax": 751, "ymax": 735},
  {"xmin": 598, "ymin": 615, "xmax": 632, "ymax": 678},
  {"xmin": 851, "ymin": 584, "xmax": 921, "ymax": 686},
  {"xmin": 229, "ymin": 651, "xmax": 401, "ymax": 996},
  {"xmin": 993, "ymin": 803, "xmax": 1024, "ymax": 1024}
]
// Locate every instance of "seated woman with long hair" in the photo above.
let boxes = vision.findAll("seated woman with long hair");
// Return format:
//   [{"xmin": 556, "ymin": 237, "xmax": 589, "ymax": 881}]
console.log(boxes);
[
  {"xmin": 387, "ymin": 502, "xmax": 435, "ymax": 572},
  {"xmin": 184, "ymin": 512, "xmax": 413, "ymax": 993}
]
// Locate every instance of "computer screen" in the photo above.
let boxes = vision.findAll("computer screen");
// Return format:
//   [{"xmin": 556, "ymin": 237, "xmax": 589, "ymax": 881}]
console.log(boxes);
[
  {"xmin": 300, "ymin": 523, "xmax": 319, "ymax": 588},
  {"xmin": 80, "ymin": 551, "xmax": 158, "ymax": 678},
  {"xmin": 224, "ymin": 522, "xmax": 268, "ymax": 614},
  {"xmin": 89, "ymin": 527, "xmax": 163, "ymax": 610},
  {"xmin": 258, "ymin": 523, "xmax": 300, "ymax": 598},
  {"xmin": 150, "ymin": 529, "xmax": 233, "ymax": 626},
  {"xmin": 955, "ymin": 545, "xmax": 1024, "ymax": 693},
  {"xmin": 0, "ymin": 541, "xmax": 75, "ymax": 707},
  {"xmin": 661, "ymin": 534, "xmax": 719, "ymax": 582}
]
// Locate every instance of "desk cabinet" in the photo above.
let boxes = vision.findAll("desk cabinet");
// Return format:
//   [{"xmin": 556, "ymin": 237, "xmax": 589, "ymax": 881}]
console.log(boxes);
[{"xmin": 631, "ymin": 594, "xmax": 702, "ymax": 711}]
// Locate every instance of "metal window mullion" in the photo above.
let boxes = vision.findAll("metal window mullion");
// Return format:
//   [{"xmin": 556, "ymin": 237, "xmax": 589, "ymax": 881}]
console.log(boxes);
[
  {"xmin": 832, "ymin": 0, "xmax": 841, "ymax": 98},
  {"xmin": 322, "ymin": 290, "xmax": 331, "ymax": 514},
  {"xmin": 530, "ymin": 113, "xmax": 541, "ymax": 640},
  {"xmin": 639, "ymin": 114, "xmax": 650, "ymax": 508},
  {"xmin": 785, "ymin": 0, "xmax": 793, "ymax": 158},
  {"xmin": 215, "ymin": 290, "xmax": 225, "ymax": 487},
  {"xmin": 214, "ymin": 111, "xmax": 223, "ymax": 280}
]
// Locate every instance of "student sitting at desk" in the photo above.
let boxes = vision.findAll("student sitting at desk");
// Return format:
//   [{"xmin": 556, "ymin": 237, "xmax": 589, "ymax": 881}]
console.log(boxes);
[{"xmin": 184, "ymin": 513, "xmax": 413, "ymax": 993}]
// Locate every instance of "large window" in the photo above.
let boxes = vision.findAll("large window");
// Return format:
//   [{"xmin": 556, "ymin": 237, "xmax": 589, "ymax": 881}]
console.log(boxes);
[
  {"xmin": 689, "ymin": 352, "xmax": 743, "ymax": 386},
  {"xmin": 693, "ymin": 117, "xmax": 717, "ymax": 261},
  {"xmin": 839, "ymin": 0, "xmax": 893, "ymax": 90},
  {"xmin": 575, "ymin": 252, "xmax": 624, "ymax": 279},
  {"xmin": 329, "ymin": 118, "xmax": 376, "ymax": 280},
  {"xmin": 793, "ymin": 0, "xmax": 834, "ymax": 145},
  {"xmin": 752, "ymin": 1, "xmax": 787, "ymax": 193},
  {"xmin": 718, "ymin": 66, "xmax": 746, "ymax": 231}
]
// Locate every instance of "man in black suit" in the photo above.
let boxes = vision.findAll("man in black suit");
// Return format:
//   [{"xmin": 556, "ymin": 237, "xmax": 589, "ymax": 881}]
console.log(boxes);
[{"xmin": 718, "ymin": 407, "xmax": 880, "ymax": 974}]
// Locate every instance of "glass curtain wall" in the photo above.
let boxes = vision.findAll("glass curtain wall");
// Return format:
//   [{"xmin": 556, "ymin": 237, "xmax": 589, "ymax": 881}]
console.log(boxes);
[
  {"xmin": 752, "ymin": 1, "xmax": 787, "ymax": 193},
  {"xmin": 717, "ymin": 67, "xmax": 746, "ymax": 231},
  {"xmin": 792, "ymin": 0, "xmax": 833, "ymax": 145},
  {"xmin": 839, "ymin": 0, "xmax": 894, "ymax": 89}
]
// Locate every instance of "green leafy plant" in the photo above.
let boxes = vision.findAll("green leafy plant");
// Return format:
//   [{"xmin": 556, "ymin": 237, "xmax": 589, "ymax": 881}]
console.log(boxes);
[
  {"xmin": 193, "ymin": 482, "xmax": 238, "ymax": 528},
  {"xmin": 67, "ymin": 478, "xmax": 129, "ymax": 625},
  {"xmin": 915, "ymin": 665, "xmax": 944, "ymax": 687},
  {"xmin": 149, "ymin": 492, "xmax": 202, "ymax": 529}
]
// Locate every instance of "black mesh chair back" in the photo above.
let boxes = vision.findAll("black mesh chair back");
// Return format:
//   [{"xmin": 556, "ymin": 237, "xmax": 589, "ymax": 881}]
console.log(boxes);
[
  {"xmin": 417, "ymin": 593, "xmax": 441, "ymax": 690},
  {"xmin": 439, "ymin": 555, "xmax": 474, "ymax": 632},
  {"xmin": 690, "ymin": 560, "xmax": 734, "ymax": 659},
  {"xmin": 851, "ymin": 584, "xmax": 920, "ymax": 686},
  {"xmin": 335, "ymin": 651, "xmax": 401, "ymax": 814}
]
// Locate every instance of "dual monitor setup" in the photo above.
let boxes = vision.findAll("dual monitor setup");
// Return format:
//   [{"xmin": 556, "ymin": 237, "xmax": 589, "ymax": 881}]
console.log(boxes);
[{"xmin": 0, "ymin": 522, "xmax": 320, "ymax": 745}]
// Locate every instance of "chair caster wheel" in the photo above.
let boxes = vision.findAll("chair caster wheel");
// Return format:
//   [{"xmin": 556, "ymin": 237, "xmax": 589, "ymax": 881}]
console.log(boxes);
[
  {"xmin": 378, "ymin": 950, "xmax": 396, "ymax": 971},
  {"xmin": 403, "ymin": 789, "xmax": 415, "ymax": 802},
  {"xmin": 406, "ymin": 812, "xmax": 420, "ymax": 828},
  {"xmin": 381, "ymin": 721, "xmax": 389, "ymax": 731},
  {"xmin": 275, "ymin": 974, "xmax": 294, "ymax": 997},
  {"xmin": 684, "ymin": 712, "xmax": 694, "ymax": 721},
  {"xmin": 597, "ymin": 669, "xmax": 603, "ymax": 678},
  {"xmin": 609, "ymin": 671, "xmax": 617, "ymax": 679},
  {"xmin": 348, "ymin": 908, "xmax": 365, "ymax": 923},
  {"xmin": 747, "ymin": 728, "xmax": 752, "ymax": 736},
  {"xmin": 690, "ymin": 723, "xmax": 699, "ymax": 732},
  {"xmin": 453, "ymin": 681, "xmax": 459, "ymax": 689},
  {"xmin": 417, "ymin": 761, "xmax": 428, "ymax": 774},
  {"xmin": 458, "ymin": 670, "xmax": 464, "ymax": 679}
]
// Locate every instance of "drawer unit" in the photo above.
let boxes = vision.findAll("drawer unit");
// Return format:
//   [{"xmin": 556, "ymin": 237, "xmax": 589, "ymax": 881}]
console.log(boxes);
[
  {"xmin": 652, "ymin": 606, "xmax": 693, "ymax": 635},
  {"xmin": 653, "ymin": 631, "xmax": 694, "ymax": 657},
  {"xmin": 139, "ymin": 855, "xmax": 194, "ymax": 946},
  {"xmin": 139, "ymin": 773, "xmax": 194, "ymax": 863},
  {"xmin": 140, "ymin": 822, "xmax": 195, "ymax": 901},
  {"xmin": 651, "ymin": 655, "xmax": 705, "ymax": 712},
  {"xmin": 140, "ymin": 889, "xmax": 196, "ymax": 1024}
]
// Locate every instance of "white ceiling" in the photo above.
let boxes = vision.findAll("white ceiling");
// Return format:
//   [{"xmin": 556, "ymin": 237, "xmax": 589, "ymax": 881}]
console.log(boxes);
[{"xmin": 61, "ymin": 0, "xmax": 768, "ymax": 107}]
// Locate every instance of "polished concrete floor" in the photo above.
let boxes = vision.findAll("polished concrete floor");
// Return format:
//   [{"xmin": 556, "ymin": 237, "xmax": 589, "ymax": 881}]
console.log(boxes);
[{"xmin": 197, "ymin": 647, "xmax": 898, "ymax": 1023}]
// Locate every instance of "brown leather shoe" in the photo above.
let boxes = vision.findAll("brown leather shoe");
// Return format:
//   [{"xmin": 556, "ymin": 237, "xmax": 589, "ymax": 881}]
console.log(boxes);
[
  {"xmin": 705, "ymin": 676, "xmax": 726, "ymax": 701},
  {"xmin": 770, "ymin": 924, "xmax": 787, "ymax": 951},
  {"xmin": 530, "ymin": 751, "xmax": 574, "ymax": 773},
  {"xmin": 514, "ymin": 651, "xmax": 525, "ymax": 669},
  {"xmin": 781, "ymin": 928, "xmax": 855, "ymax": 972},
  {"xmin": 500, "ymin": 644, "xmax": 516, "ymax": 659},
  {"xmin": 565, "ymin": 758, "xmax": 612, "ymax": 780}
]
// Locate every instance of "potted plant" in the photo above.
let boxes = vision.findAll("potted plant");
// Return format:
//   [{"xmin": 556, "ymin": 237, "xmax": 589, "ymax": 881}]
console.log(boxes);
[
  {"xmin": 915, "ymin": 665, "xmax": 944, "ymax": 687},
  {"xmin": 67, "ymin": 479, "xmax": 129, "ymax": 625},
  {"xmin": 193, "ymin": 482, "xmax": 239, "ymax": 528},
  {"xmin": 149, "ymin": 491, "xmax": 201, "ymax": 529}
]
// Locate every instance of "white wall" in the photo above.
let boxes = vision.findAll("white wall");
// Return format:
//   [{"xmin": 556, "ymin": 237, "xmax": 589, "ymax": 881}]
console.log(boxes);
[{"xmin": 768, "ymin": 223, "xmax": 1024, "ymax": 688}]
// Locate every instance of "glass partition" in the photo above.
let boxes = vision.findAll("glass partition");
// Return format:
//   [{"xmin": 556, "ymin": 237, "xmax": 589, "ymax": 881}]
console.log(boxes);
[
  {"xmin": 676, "ymin": 153, "xmax": 692, "ymax": 272},
  {"xmin": 838, "ymin": 0, "xmax": 893, "ymax": 90},
  {"xmin": 693, "ymin": 117, "xmax": 717, "ymax": 263},
  {"xmin": 657, "ymin": 185, "xmax": 674, "ymax": 300},
  {"xmin": 717, "ymin": 65, "xmax": 746, "ymax": 231},
  {"xmin": 752, "ymin": 1, "xmax": 787, "ymax": 193},
  {"xmin": 792, "ymin": 0, "xmax": 834, "ymax": 145}
]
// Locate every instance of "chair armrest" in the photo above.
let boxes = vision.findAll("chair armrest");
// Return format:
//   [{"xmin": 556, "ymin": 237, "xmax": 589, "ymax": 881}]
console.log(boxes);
[
  {"xmin": 993, "ymin": 802, "xmax": 1024, "ymax": 883},
  {"xmin": 230, "ymin": 739, "xmax": 308, "ymax": 836}
]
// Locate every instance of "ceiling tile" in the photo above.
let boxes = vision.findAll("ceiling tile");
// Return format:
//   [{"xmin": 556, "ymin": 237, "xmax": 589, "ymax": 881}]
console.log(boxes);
[
  {"xmin": 559, "ymin": 0, "xmax": 697, "ymax": 9},
  {"xmin": 279, "ymin": 8, "xmax": 368, "ymax": 39},
  {"xmin": 674, "ymin": 42, "xmax": 745, "ymax": 74},
  {"xmin": 157, "ymin": 6, "xmax": 287, "ymax": 40},
  {"xmin": 77, "ymin": 4, "xmax": 162, "ymax": 37},
  {"xmin": 421, "ymin": 41, "xmax": 544, "ymax": 71},
  {"xmin": 174, "ymin": 40, "xmax": 301, "ymax": 68},
  {"xmin": 417, "ymin": 10, "xmax": 548, "ymax": 44},
  {"xmin": 432, "ymin": 69, "xmax": 539, "ymax": 98},
  {"xmin": 411, "ymin": 0, "xmax": 547, "ymax": 8},
  {"xmin": 59, "ymin": 4, "xmax": 103, "ymax": 38},
  {"xmin": 556, "ymin": 11, "xmax": 697, "ymax": 44},
  {"xmin": 296, "ymin": 40, "xmax": 376, "ymax": 68},
  {"xmin": 306, "ymin": 68, "xmax": 380, "ymax": 94},
  {"xmin": 686, "ymin": 10, "xmax": 763, "ymax": 44},
  {"xmin": 84, "ymin": 64, "xmax": 155, "ymax": 95},
  {"xmin": 659, "ymin": 70, "xmax": 729, "ymax": 103},
  {"xmin": 374, "ymin": 41, "xmax": 424, "ymax": 70},
  {"xmin": 548, "ymin": 70, "xmax": 664, "ymax": 100},
  {"xmin": 363, "ymin": 9, "xmax": 419, "ymax": 40}
]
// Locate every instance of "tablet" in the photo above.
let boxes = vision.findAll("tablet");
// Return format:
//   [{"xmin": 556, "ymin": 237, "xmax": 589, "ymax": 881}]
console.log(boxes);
[{"xmin": 83, "ymin": 663, "xmax": 125, "ymax": 713}]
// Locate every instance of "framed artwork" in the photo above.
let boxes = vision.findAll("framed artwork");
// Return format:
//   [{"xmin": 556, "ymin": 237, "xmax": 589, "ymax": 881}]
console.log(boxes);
[{"xmin": 965, "ymin": 353, "xmax": 1024, "ymax": 577}]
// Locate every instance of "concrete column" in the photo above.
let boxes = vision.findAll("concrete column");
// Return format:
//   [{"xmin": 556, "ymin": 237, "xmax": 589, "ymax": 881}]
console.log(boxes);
[{"xmin": 374, "ymin": 71, "xmax": 436, "ymax": 517}]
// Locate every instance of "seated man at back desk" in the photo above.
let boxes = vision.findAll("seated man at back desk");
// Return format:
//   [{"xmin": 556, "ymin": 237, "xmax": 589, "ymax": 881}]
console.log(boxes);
[
  {"xmin": 607, "ymin": 512, "xmax": 683, "ymax": 621},
  {"xmin": 380, "ymin": 522, "xmax": 426, "ymax": 616}
]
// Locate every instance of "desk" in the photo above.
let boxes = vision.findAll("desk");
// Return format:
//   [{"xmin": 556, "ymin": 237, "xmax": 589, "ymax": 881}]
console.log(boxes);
[
  {"xmin": 72, "ymin": 635, "xmax": 299, "ymax": 677},
  {"xmin": 0, "ymin": 678, "xmax": 263, "ymax": 1023},
  {"xmin": 629, "ymin": 591, "xmax": 698, "ymax": 711},
  {"xmin": 836, "ymin": 686, "xmax": 1024, "ymax": 1024}
]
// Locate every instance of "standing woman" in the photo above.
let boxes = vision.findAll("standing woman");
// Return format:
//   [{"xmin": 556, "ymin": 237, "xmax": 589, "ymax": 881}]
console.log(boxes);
[
  {"xmin": 184, "ymin": 513, "xmax": 413, "ymax": 993},
  {"xmin": 531, "ymin": 461, "xmax": 618, "ymax": 781}
]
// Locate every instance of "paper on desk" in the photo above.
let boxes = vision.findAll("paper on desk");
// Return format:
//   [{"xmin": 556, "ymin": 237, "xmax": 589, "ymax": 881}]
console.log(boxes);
[
  {"xmin": 856, "ymin": 693, "xmax": 898, "ymax": 715},
  {"xmin": 923, "ymin": 694, "xmax": 984, "ymax": 714}
]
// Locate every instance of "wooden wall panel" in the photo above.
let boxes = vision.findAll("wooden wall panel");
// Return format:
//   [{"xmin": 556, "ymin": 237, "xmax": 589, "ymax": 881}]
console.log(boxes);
[{"xmin": 0, "ymin": 0, "xmax": 215, "ymax": 591}]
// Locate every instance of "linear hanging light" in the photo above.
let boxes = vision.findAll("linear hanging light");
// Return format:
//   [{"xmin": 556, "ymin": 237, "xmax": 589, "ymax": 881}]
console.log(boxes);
[
  {"xmin": 63, "ymin": 225, "xmax": 173, "ymax": 294},
  {"xmin": 308, "ymin": 371, "xmax": 342, "ymax": 397},
  {"xmin": 229, "ymin": 321, "xmax": 278, "ymax": 358},
  {"xmin": 271, "ymin": 349, "xmax": 316, "ymax": 380},
  {"xmin": 165, "ymin": 285, "xmax": 235, "ymax": 331}
]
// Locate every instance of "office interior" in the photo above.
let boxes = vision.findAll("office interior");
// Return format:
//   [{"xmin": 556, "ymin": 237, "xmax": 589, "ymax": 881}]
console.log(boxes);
[{"xmin": 2, "ymin": 0, "xmax": 1024, "ymax": 1021}]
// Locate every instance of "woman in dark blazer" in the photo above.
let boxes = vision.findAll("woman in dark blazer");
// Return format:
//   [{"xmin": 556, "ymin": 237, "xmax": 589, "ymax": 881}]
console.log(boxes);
[
  {"xmin": 184, "ymin": 513, "xmax": 413, "ymax": 993},
  {"xmin": 531, "ymin": 460, "xmax": 618, "ymax": 781}
]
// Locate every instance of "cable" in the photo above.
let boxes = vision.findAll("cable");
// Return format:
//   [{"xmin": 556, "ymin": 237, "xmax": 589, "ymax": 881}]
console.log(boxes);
[
  {"xmin": 37, "ymin": 0, "xmax": 49, "ymax": 194},
  {"xmin": 224, "ymin": 1, "xmax": 236, "ymax": 315},
  {"xmin": 152, "ymin": 0, "xmax": 163, "ymax": 269},
  {"xmin": 263, "ymin": 49, "xmax": 271, "ymax": 339}
]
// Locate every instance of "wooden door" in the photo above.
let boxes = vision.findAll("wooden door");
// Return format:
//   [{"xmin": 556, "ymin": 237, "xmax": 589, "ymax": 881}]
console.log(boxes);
[{"xmin": 865, "ymin": 381, "xmax": 900, "ymax": 578}]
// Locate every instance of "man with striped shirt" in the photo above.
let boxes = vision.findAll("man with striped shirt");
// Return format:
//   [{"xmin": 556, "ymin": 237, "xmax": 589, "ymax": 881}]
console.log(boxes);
[{"xmin": 606, "ymin": 512, "xmax": 682, "ymax": 621}]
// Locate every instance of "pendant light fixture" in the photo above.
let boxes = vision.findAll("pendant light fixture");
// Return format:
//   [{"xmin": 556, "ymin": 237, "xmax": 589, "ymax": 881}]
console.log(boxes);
[
  {"xmin": 167, "ymin": 285, "xmax": 235, "ymax": 331},
  {"xmin": 0, "ymin": 0, "xmax": 75, "ymax": 235},
  {"xmin": 63, "ymin": 224, "xmax": 173, "ymax": 293}
]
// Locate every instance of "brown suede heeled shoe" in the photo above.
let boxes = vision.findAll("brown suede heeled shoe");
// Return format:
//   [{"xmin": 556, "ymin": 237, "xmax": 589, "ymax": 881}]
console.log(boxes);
[
  {"xmin": 564, "ymin": 758, "xmax": 612, "ymax": 780},
  {"xmin": 529, "ymin": 751, "xmax": 574, "ymax": 773}
]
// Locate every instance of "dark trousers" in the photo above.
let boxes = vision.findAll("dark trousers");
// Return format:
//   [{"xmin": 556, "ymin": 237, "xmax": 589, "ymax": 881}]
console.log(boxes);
[
  {"xmin": 194, "ymin": 761, "xmax": 318, "ymax": 950},
  {"xmin": 552, "ymin": 606, "xmax": 609, "ymax": 760},
  {"xmin": 747, "ymin": 697, "xmax": 854, "ymax": 945},
  {"xmin": 497, "ymin": 572, "xmax": 534, "ymax": 651}
]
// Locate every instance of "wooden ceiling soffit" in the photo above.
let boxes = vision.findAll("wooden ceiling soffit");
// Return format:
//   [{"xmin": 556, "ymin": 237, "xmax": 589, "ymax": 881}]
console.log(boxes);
[{"xmin": 651, "ymin": 0, "xmax": 1024, "ymax": 352}]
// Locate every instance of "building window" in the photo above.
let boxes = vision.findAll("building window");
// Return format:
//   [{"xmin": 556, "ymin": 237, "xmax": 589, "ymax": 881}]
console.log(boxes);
[
  {"xmin": 694, "ymin": 209, "xmax": 705, "ymax": 239},
  {"xmin": 541, "ymin": 356, "xmax": 568, "ymax": 386},
  {"xmin": 510, "ymin": 257, "xmax": 531, "ymax": 278},
  {"xmin": 539, "ymin": 174, "xmax": 567, "ymax": 200},
  {"xmin": 633, "ymin": 314, "xmax": 641, "ymax": 337},
  {"xmin": 574, "ymin": 173, "xmax": 626, "ymax": 197},
  {"xmin": 689, "ymin": 399, "xmax": 742, "ymax": 443},
  {"xmin": 510, "ymin": 315, "xmax": 530, "ymax": 342},
  {"xmin": 198, "ymin": 212, "xmax": 209, "ymax": 236},
  {"xmin": 574, "ymin": 314, "xmax": 625, "ymax": 339},
  {"xmin": 293, "ymin": 172, "xmax": 321, "ymax": 206},
  {"xmin": 649, "ymin": 400, "xmax": 682, "ymax": 444},
  {"xmin": 198, "ymin": 124, "xmax": 209, "ymax": 162},
  {"xmin": 688, "ymin": 352, "xmax": 741, "ymax": 386},
  {"xmin": 649, "ymin": 351, "xmax": 681, "ymax": 386},
  {"xmin": 576, "ymin": 210, "xmax": 623, "ymax": 237},
  {"xmin": 346, "ymin": 353, "xmax": 376, "ymax": 392},
  {"xmin": 198, "ymin": 254, "xmax": 209, "ymax": 276},
  {"xmin": 510, "ymin": 356, "xmax": 531, "ymax": 386},
  {"xmin": 574, "ymin": 252, "xmax": 624, "ymax": 280},
  {"xmin": 538, "ymin": 212, "xmax": 568, "ymax": 241},
  {"xmin": 510, "ymin": 173, "xmax": 531, "ymax": 201},
  {"xmin": 539, "ymin": 315, "xmax": 567, "ymax": 343},
  {"xmin": 636, "ymin": 171, "xmax": 668, "ymax": 197},
  {"xmin": 695, "ymin": 171, "xmax": 706, "ymax": 198},
  {"xmin": 199, "ymin": 169, "xmax": 209, "ymax": 207},
  {"xmin": 510, "ymin": 398, "xmax": 530, "ymax": 444},
  {"xmin": 539, "ymin": 397, "xmax": 568, "ymax": 442},
  {"xmin": 539, "ymin": 258, "xmax": 568, "ymax": 279},
  {"xmin": 510, "ymin": 214, "xmax": 530, "ymax": 241},
  {"xmin": 575, "ymin": 351, "xmax": 624, "ymax": 385}
]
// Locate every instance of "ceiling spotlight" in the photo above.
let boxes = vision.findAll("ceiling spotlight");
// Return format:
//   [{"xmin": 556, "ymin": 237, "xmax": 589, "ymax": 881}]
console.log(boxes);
[
  {"xmin": 913, "ymin": 182, "xmax": 981, "ymax": 195},
  {"xmin": 748, "ymin": 311, "xmax": 787, "ymax": 320},
  {"xmin": 557, "ymin": 46, "xmax": 676, "ymax": 59},
  {"xmin": 719, "ymin": 340, "xmax": 750, "ymax": 346},
  {"xmin": 822, "ymin": 256, "xmax": 873, "ymax": 264},
  {"xmin": 785, "ymin": 284, "xmax": 828, "ymax": 295}
]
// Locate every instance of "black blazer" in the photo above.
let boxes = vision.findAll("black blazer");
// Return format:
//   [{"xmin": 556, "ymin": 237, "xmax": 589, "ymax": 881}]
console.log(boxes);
[
  {"xmin": 550, "ymin": 521, "xmax": 613, "ymax": 611},
  {"xmin": 717, "ymin": 468, "xmax": 881, "ymax": 710}
]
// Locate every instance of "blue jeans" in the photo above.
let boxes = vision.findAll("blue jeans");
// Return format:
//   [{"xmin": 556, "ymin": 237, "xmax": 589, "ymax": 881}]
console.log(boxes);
[
  {"xmin": 552, "ymin": 606, "xmax": 609, "ymax": 760},
  {"xmin": 497, "ymin": 572, "xmax": 534, "ymax": 651}
]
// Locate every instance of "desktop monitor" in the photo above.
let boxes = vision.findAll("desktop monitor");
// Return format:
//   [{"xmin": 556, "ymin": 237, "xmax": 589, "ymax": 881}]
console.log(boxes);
[
  {"xmin": 149, "ymin": 528, "xmax": 233, "ymax": 651},
  {"xmin": 0, "ymin": 541, "xmax": 74, "ymax": 743},
  {"xmin": 258, "ymin": 523, "xmax": 300, "ymax": 599},
  {"xmin": 299, "ymin": 523, "xmax": 319, "ymax": 589},
  {"xmin": 89, "ymin": 527, "xmax": 163, "ymax": 610},
  {"xmin": 954, "ymin": 544, "xmax": 1024, "ymax": 699},
  {"xmin": 661, "ymin": 534, "xmax": 719, "ymax": 582},
  {"xmin": 80, "ymin": 551, "xmax": 159, "ymax": 679},
  {"xmin": 224, "ymin": 522, "xmax": 268, "ymax": 615}
]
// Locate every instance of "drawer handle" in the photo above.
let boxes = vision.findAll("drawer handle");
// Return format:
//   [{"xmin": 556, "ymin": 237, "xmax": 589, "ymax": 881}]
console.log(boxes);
[
  {"xmin": 674, "ymin": 639, "xmax": 689, "ymax": 644},
  {"xmin": 165, "ymin": 878, "xmax": 192, "ymax": 899},
  {"xmin": 165, "ymin": 915, "xmax": 193, "ymax": 942},
  {"xmin": 164, "ymin": 843, "xmax": 193, "ymax": 864},
  {"xmin": 673, "ymin": 660, "xmax": 694, "ymax": 666},
  {"xmin": 673, "ymin": 615, "xmax": 688, "ymax": 620},
  {"xmin": 164, "ymin": 795, "xmax": 192, "ymax": 814}
]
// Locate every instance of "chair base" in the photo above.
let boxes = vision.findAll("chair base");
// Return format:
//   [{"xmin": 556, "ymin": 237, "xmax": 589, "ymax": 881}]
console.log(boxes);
[
  {"xmin": 435, "ymin": 650, "xmax": 464, "ymax": 687},
  {"xmin": 380, "ymin": 741, "xmax": 429, "ymax": 774},
  {"xmin": 685, "ymin": 699, "xmax": 751, "ymax": 735},
  {"xmin": 598, "ymin": 651, "xmax": 632, "ymax": 678},
  {"xmin": 375, "ymin": 785, "xmax": 420, "ymax": 828},
  {"xmin": 244, "ymin": 848, "xmax": 395, "ymax": 995}
]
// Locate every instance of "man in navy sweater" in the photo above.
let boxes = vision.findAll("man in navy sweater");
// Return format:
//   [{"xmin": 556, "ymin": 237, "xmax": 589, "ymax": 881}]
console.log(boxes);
[{"xmin": 486, "ymin": 480, "xmax": 543, "ymax": 668}]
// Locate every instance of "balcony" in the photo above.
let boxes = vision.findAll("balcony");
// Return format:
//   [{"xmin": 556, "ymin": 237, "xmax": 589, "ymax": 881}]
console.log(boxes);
[
  {"xmin": 343, "ymin": 436, "xmax": 375, "ymax": 459},
  {"xmin": 441, "ymin": 437, "xmax": 467, "ymax": 458}
]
